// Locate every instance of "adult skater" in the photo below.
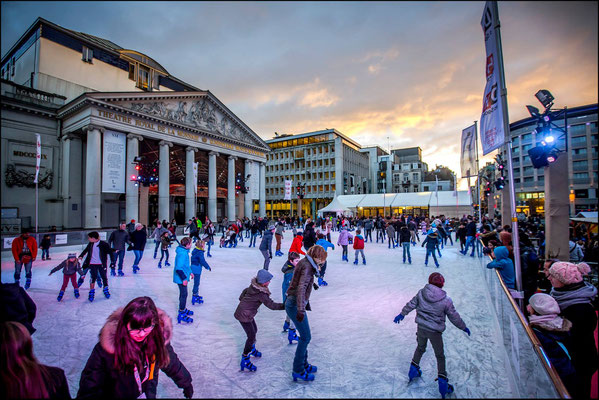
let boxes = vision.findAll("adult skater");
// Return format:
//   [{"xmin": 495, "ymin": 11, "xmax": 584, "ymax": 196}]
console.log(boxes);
[
  {"xmin": 234, "ymin": 269, "xmax": 285, "ymax": 372},
  {"xmin": 0, "ymin": 321, "xmax": 70, "ymax": 399},
  {"xmin": 275, "ymin": 221, "xmax": 285, "ymax": 257},
  {"xmin": 108, "ymin": 222, "xmax": 131, "ymax": 277},
  {"xmin": 281, "ymin": 252, "xmax": 301, "ymax": 343},
  {"xmin": 285, "ymin": 245, "xmax": 328, "ymax": 382},
  {"xmin": 78, "ymin": 231, "xmax": 115, "ymax": 302},
  {"xmin": 130, "ymin": 223, "xmax": 147, "ymax": 274},
  {"xmin": 259, "ymin": 223, "xmax": 275, "ymax": 270},
  {"xmin": 399, "ymin": 224, "xmax": 412, "ymax": 264},
  {"xmin": 202, "ymin": 222, "xmax": 215, "ymax": 257},
  {"xmin": 302, "ymin": 222, "xmax": 317, "ymax": 251},
  {"xmin": 77, "ymin": 296, "xmax": 193, "ymax": 399},
  {"xmin": 393, "ymin": 272, "xmax": 470, "ymax": 399},
  {"xmin": 11, "ymin": 229, "xmax": 38, "ymax": 289}
]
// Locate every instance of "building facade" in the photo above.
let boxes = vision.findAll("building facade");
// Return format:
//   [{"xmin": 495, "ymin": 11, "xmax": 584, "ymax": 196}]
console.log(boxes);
[
  {"xmin": 501, "ymin": 103, "xmax": 598, "ymax": 215},
  {"xmin": 359, "ymin": 146, "xmax": 388, "ymax": 194},
  {"xmin": 390, "ymin": 147, "xmax": 429, "ymax": 193},
  {"xmin": 264, "ymin": 129, "xmax": 369, "ymax": 217},
  {"xmin": 1, "ymin": 18, "xmax": 270, "ymax": 232}
]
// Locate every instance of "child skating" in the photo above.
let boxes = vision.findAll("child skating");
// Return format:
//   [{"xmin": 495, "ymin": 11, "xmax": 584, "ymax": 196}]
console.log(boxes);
[
  {"xmin": 173, "ymin": 237, "xmax": 194, "ymax": 324},
  {"xmin": 337, "ymin": 227, "xmax": 353, "ymax": 262},
  {"xmin": 40, "ymin": 234, "xmax": 52, "ymax": 260},
  {"xmin": 158, "ymin": 231, "xmax": 172, "ymax": 268},
  {"xmin": 78, "ymin": 231, "xmax": 114, "ymax": 302},
  {"xmin": 190, "ymin": 239, "xmax": 212, "ymax": 305},
  {"xmin": 48, "ymin": 253, "xmax": 84, "ymax": 301},
  {"xmin": 234, "ymin": 269, "xmax": 285, "ymax": 372},
  {"xmin": 282, "ymin": 252, "xmax": 301, "ymax": 344},
  {"xmin": 422, "ymin": 229, "xmax": 440, "ymax": 268},
  {"xmin": 352, "ymin": 229, "xmax": 366, "ymax": 265},
  {"xmin": 315, "ymin": 233, "xmax": 334, "ymax": 286},
  {"xmin": 393, "ymin": 272, "xmax": 470, "ymax": 398}
]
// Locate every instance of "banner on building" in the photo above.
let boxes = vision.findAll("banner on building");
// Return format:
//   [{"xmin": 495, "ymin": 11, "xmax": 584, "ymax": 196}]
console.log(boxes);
[
  {"xmin": 193, "ymin": 162, "xmax": 198, "ymax": 195},
  {"xmin": 34, "ymin": 134, "xmax": 41, "ymax": 183},
  {"xmin": 284, "ymin": 180, "xmax": 293, "ymax": 200},
  {"xmin": 251, "ymin": 162, "xmax": 260, "ymax": 200},
  {"xmin": 480, "ymin": 1, "xmax": 506, "ymax": 156},
  {"xmin": 102, "ymin": 130, "xmax": 126, "ymax": 193},
  {"xmin": 460, "ymin": 124, "xmax": 477, "ymax": 177}
]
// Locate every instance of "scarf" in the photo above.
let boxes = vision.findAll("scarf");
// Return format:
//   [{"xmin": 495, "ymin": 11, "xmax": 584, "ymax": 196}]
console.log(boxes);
[
  {"xmin": 550, "ymin": 282, "xmax": 597, "ymax": 310},
  {"xmin": 528, "ymin": 314, "xmax": 567, "ymax": 331}
]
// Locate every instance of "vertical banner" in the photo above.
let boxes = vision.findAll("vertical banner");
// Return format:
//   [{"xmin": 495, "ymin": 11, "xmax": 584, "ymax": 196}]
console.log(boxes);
[
  {"xmin": 284, "ymin": 180, "xmax": 292, "ymax": 200},
  {"xmin": 251, "ymin": 162, "xmax": 260, "ymax": 200},
  {"xmin": 34, "ymin": 134, "xmax": 41, "ymax": 183},
  {"xmin": 460, "ymin": 124, "xmax": 477, "ymax": 177},
  {"xmin": 102, "ymin": 130, "xmax": 126, "ymax": 193},
  {"xmin": 193, "ymin": 162, "xmax": 198, "ymax": 195},
  {"xmin": 480, "ymin": 1, "xmax": 506, "ymax": 155}
]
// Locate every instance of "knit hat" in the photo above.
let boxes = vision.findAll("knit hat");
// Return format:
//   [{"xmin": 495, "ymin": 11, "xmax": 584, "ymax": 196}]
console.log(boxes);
[
  {"xmin": 67, "ymin": 253, "xmax": 77, "ymax": 259},
  {"xmin": 428, "ymin": 272, "xmax": 445, "ymax": 288},
  {"xmin": 256, "ymin": 269, "xmax": 273, "ymax": 284},
  {"xmin": 268, "ymin": 223, "xmax": 276, "ymax": 231},
  {"xmin": 528, "ymin": 293, "xmax": 560, "ymax": 315},
  {"xmin": 549, "ymin": 262, "xmax": 591, "ymax": 285}
]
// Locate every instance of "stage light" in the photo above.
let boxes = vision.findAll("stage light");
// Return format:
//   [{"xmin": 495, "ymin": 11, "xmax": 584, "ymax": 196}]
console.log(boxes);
[
  {"xmin": 535, "ymin": 89, "xmax": 555, "ymax": 109},
  {"xmin": 526, "ymin": 105, "xmax": 541, "ymax": 118}
]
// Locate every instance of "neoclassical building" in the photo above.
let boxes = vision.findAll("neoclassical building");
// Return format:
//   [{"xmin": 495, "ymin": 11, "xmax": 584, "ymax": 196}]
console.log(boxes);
[{"xmin": 1, "ymin": 17, "xmax": 269, "ymax": 230}]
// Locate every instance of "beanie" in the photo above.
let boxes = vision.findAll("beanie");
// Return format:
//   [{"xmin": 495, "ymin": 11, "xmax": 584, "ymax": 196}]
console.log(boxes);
[
  {"xmin": 256, "ymin": 269, "xmax": 273, "ymax": 284},
  {"xmin": 67, "ymin": 253, "xmax": 77, "ymax": 259},
  {"xmin": 528, "ymin": 293, "xmax": 560, "ymax": 315},
  {"xmin": 428, "ymin": 272, "xmax": 445, "ymax": 288},
  {"xmin": 549, "ymin": 262, "xmax": 591, "ymax": 285}
]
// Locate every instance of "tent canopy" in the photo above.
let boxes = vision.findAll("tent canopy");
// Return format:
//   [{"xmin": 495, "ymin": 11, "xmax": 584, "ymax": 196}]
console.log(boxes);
[
  {"xmin": 317, "ymin": 196, "xmax": 351, "ymax": 213},
  {"xmin": 390, "ymin": 192, "xmax": 432, "ymax": 207}
]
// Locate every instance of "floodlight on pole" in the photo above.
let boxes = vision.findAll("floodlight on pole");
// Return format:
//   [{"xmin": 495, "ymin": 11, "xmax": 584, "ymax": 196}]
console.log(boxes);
[
  {"xmin": 535, "ymin": 89, "xmax": 555, "ymax": 110},
  {"xmin": 526, "ymin": 105, "xmax": 541, "ymax": 118}
]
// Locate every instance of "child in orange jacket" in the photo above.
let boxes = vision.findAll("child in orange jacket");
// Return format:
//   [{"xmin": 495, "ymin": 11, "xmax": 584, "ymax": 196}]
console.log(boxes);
[{"xmin": 288, "ymin": 231, "xmax": 305, "ymax": 255}]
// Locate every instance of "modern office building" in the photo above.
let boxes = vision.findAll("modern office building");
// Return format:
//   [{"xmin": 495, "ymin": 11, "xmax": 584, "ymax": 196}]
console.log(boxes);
[
  {"xmin": 264, "ymin": 129, "xmax": 369, "ymax": 217},
  {"xmin": 500, "ymin": 103, "xmax": 598, "ymax": 215},
  {"xmin": 359, "ymin": 145, "xmax": 388, "ymax": 194},
  {"xmin": 1, "ymin": 17, "xmax": 270, "ymax": 232}
]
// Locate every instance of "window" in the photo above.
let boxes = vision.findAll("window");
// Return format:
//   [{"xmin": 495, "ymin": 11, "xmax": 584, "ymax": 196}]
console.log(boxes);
[
  {"xmin": 573, "ymin": 160, "xmax": 588, "ymax": 170},
  {"xmin": 573, "ymin": 172, "xmax": 589, "ymax": 180},
  {"xmin": 138, "ymin": 65, "xmax": 150, "ymax": 90},
  {"xmin": 522, "ymin": 144, "xmax": 532, "ymax": 152},
  {"xmin": 572, "ymin": 148, "xmax": 587, "ymax": 155},
  {"xmin": 523, "ymin": 166, "xmax": 534, "ymax": 175},
  {"xmin": 571, "ymin": 136, "xmax": 587, "ymax": 146},
  {"xmin": 569, "ymin": 124, "xmax": 587, "ymax": 136},
  {"xmin": 11, "ymin": 57, "xmax": 15, "ymax": 76},
  {"xmin": 152, "ymin": 71, "xmax": 160, "ymax": 90},
  {"xmin": 521, "ymin": 133, "xmax": 532, "ymax": 142},
  {"xmin": 82, "ymin": 46, "xmax": 93, "ymax": 63},
  {"xmin": 423, "ymin": 186, "xmax": 429, "ymax": 191}
]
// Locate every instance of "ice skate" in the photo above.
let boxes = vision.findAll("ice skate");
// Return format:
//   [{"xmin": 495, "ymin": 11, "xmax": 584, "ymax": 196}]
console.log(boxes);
[
  {"xmin": 117, "ymin": 270, "xmax": 125, "ymax": 277},
  {"xmin": 283, "ymin": 320, "xmax": 290, "ymax": 332},
  {"xmin": 24, "ymin": 278, "xmax": 31, "ymax": 290},
  {"xmin": 304, "ymin": 363, "xmax": 317, "ymax": 373},
  {"xmin": 184, "ymin": 308, "xmax": 194, "ymax": 316},
  {"xmin": 240, "ymin": 355, "xmax": 257, "ymax": 372},
  {"xmin": 353, "ymin": 258, "xmax": 358, "ymax": 265},
  {"xmin": 288, "ymin": 328, "xmax": 299, "ymax": 344},
  {"xmin": 362, "ymin": 259, "xmax": 366, "ymax": 265},
  {"xmin": 317, "ymin": 277, "xmax": 328, "ymax": 286},
  {"xmin": 177, "ymin": 310, "xmax": 193, "ymax": 324},
  {"xmin": 133, "ymin": 265, "xmax": 139, "ymax": 274},
  {"xmin": 88, "ymin": 288, "xmax": 95, "ymax": 302},
  {"xmin": 249, "ymin": 344, "xmax": 262, "ymax": 357},
  {"xmin": 436, "ymin": 375, "xmax": 454, "ymax": 399},
  {"xmin": 57, "ymin": 290, "xmax": 64, "ymax": 302},
  {"xmin": 74, "ymin": 288, "xmax": 80, "ymax": 299},
  {"xmin": 165, "ymin": 261, "xmax": 171, "ymax": 266},
  {"xmin": 157, "ymin": 262, "xmax": 162, "ymax": 269},
  {"xmin": 191, "ymin": 294, "xmax": 200, "ymax": 305},
  {"xmin": 408, "ymin": 362, "xmax": 422, "ymax": 382},
  {"xmin": 292, "ymin": 370, "xmax": 314, "ymax": 381},
  {"xmin": 110, "ymin": 268, "xmax": 116, "ymax": 276},
  {"xmin": 103, "ymin": 286, "xmax": 110, "ymax": 299}
]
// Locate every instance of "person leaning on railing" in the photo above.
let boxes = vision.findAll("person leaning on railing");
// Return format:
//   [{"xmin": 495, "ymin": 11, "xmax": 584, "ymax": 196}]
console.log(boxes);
[{"xmin": 547, "ymin": 261, "xmax": 598, "ymax": 399}]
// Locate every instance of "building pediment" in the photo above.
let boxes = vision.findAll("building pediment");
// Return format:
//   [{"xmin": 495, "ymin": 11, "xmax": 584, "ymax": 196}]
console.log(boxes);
[{"xmin": 60, "ymin": 91, "xmax": 270, "ymax": 152}]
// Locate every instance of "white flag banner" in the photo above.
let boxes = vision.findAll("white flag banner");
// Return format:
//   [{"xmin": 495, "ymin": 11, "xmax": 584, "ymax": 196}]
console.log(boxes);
[
  {"xmin": 34, "ymin": 134, "xmax": 41, "ymax": 183},
  {"xmin": 460, "ymin": 124, "xmax": 477, "ymax": 177},
  {"xmin": 193, "ymin": 162, "xmax": 198, "ymax": 195},
  {"xmin": 284, "ymin": 180, "xmax": 293, "ymax": 200},
  {"xmin": 480, "ymin": 1, "xmax": 506, "ymax": 156}
]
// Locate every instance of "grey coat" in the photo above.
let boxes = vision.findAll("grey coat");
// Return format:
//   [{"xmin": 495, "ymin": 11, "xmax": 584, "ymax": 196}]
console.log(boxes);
[
  {"xmin": 49, "ymin": 259, "xmax": 84, "ymax": 276},
  {"xmin": 259, "ymin": 230, "xmax": 273, "ymax": 253},
  {"xmin": 108, "ymin": 229, "xmax": 130, "ymax": 250},
  {"xmin": 400, "ymin": 284, "xmax": 466, "ymax": 333}
]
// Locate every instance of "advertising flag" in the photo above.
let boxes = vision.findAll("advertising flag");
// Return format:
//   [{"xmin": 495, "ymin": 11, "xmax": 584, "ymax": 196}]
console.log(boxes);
[
  {"xmin": 193, "ymin": 162, "xmax": 198, "ymax": 194},
  {"xmin": 34, "ymin": 134, "xmax": 41, "ymax": 183},
  {"xmin": 284, "ymin": 180, "xmax": 292, "ymax": 200},
  {"xmin": 460, "ymin": 124, "xmax": 477, "ymax": 177},
  {"xmin": 480, "ymin": 1, "xmax": 506, "ymax": 155}
]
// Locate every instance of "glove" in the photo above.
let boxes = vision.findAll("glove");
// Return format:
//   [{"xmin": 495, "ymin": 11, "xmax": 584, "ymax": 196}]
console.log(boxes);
[
  {"xmin": 207, "ymin": 266, "xmax": 212, "ymax": 271},
  {"xmin": 464, "ymin": 327, "xmax": 471, "ymax": 336},
  {"xmin": 393, "ymin": 314, "xmax": 404, "ymax": 324},
  {"xmin": 183, "ymin": 385, "xmax": 193, "ymax": 399},
  {"xmin": 313, "ymin": 283, "xmax": 319, "ymax": 290},
  {"xmin": 296, "ymin": 311, "xmax": 305, "ymax": 322}
]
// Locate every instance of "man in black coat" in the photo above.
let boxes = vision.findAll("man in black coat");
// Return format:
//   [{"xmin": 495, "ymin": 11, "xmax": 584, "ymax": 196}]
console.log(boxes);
[
  {"xmin": 78, "ymin": 231, "xmax": 116, "ymax": 301},
  {"xmin": 108, "ymin": 222, "xmax": 131, "ymax": 276}
]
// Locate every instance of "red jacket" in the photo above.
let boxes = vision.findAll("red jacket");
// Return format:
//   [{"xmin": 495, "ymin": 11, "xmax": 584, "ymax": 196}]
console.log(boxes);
[
  {"xmin": 289, "ymin": 235, "xmax": 305, "ymax": 255},
  {"xmin": 231, "ymin": 224, "xmax": 239, "ymax": 234},
  {"xmin": 12, "ymin": 236, "xmax": 38, "ymax": 262},
  {"xmin": 352, "ymin": 235, "xmax": 365, "ymax": 250}
]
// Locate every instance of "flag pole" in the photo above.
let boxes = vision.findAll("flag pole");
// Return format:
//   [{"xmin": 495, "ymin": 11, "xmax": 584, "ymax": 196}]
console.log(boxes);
[{"xmin": 474, "ymin": 121, "xmax": 480, "ymax": 220}]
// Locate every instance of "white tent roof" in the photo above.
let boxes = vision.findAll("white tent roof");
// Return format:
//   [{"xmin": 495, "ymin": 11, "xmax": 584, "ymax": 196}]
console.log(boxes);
[
  {"xmin": 324, "ymin": 191, "xmax": 472, "ymax": 210},
  {"xmin": 429, "ymin": 190, "xmax": 472, "ymax": 207},
  {"xmin": 356, "ymin": 193, "xmax": 397, "ymax": 208},
  {"xmin": 317, "ymin": 196, "xmax": 352, "ymax": 213},
  {"xmin": 337, "ymin": 195, "xmax": 366, "ymax": 209},
  {"xmin": 390, "ymin": 192, "xmax": 432, "ymax": 207},
  {"xmin": 574, "ymin": 211, "xmax": 598, "ymax": 219}
]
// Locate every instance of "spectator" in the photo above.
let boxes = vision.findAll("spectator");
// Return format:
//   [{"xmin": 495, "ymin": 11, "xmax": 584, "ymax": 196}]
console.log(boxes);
[
  {"xmin": 487, "ymin": 246, "xmax": 516, "ymax": 290},
  {"xmin": 150, "ymin": 222, "xmax": 168, "ymax": 259},
  {"xmin": 520, "ymin": 234, "xmax": 540, "ymax": 305},
  {"xmin": 568, "ymin": 239, "xmax": 584, "ymax": 263},
  {"xmin": 0, "ymin": 321, "xmax": 71, "ymax": 399},
  {"xmin": 0, "ymin": 281, "xmax": 37, "ymax": 334},
  {"xmin": 40, "ymin": 234, "xmax": 52, "ymax": 261},
  {"xmin": 548, "ymin": 262, "xmax": 598, "ymax": 399}
]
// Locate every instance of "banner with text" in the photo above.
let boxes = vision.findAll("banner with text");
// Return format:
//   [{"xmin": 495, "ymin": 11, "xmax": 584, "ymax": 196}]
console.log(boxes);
[
  {"xmin": 34, "ymin": 134, "xmax": 41, "ymax": 183},
  {"xmin": 284, "ymin": 180, "xmax": 293, "ymax": 200},
  {"xmin": 251, "ymin": 162, "xmax": 260, "ymax": 200},
  {"xmin": 102, "ymin": 130, "xmax": 126, "ymax": 193},
  {"xmin": 480, "ymin": 1, "xmax": 506, "ymax": 156},
  {"xmin": 460, "ymin": 124, "xmax": 477, "ymax": 177}
]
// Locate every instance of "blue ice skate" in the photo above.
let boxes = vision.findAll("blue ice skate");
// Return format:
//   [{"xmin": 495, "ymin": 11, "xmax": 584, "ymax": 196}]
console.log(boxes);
[
  {"xmin": 57, "ymin": 290, "xmax": 64, "ymax": 302},
  {"xmin": 288, "ymin": 328, "xmax": 299, "ymax": 344},
  {"xmin": 408, "ymin": 362, "xmax": 422, "ymax": 382},
  {"xmin": 165, "ymin": 261, "xmax": 171, "ymax": 267},
  {"xmin": 362, "ymin": 259, "xmax": 366, "ymax": 265},
  {"xmin": 436, "ymin": 375, "xmax": 454, "ymax": 399},
  {"xmin": 304, "ymin": 363, "xmax": 317, "ymax": 373},
  {"xmin": 240, "ymin": 355, "xmax": 257, "ymax": 372},
  {"xmin": 110, "ymin": 268, "xmax": 116, "ymax": 276},
  {"xmin": 24, "ymin": 278, "xmax": 31, "ymax": 290},
  {"xmin": 103, "ymin": 286, "xmax": 110, "ymax": 299},
  {"xmin": 184, "ymin": 308, "xmax": 194, "ymax": 316},
  {"xmin": 117, "ymin": 270, "xmax": 125, "ymax": 277},
  {"xmin": 317, "ymin": 277, "xmax": 328, "ymax": 286},
  {"xmin": 157, "ymin": 262, "xmax": 162, "ymax": 269},
  {"xmin": 353, "ymin": 259, "xmax": 358, "ymax": 265},
  {"xmin": 292, "ymin": 370, "xmax": 314, "ymax": 381},
  {"xmin": 74, "ymin": 288, "xmax": 80, "ymax": 299},
  {"xmin": 191, "ymin": 294, "xmax": 201, "ymax": 305},
  {"xmin": 88, "ymin": 288, "xmax": 95, "ymax": 302},
  {"xmin": 133, "ymin": 265, "xmax": 140, "ymax": 274},
  {"xmin": 249, "ymin": 344, "xmax": 261, "ymax": 357},
  {"xmin": 177, "ymin": 310, "xmax": 193, "ymax": 324}
]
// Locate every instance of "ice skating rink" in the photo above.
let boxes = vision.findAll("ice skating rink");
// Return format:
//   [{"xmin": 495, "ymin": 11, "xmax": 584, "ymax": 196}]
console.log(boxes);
[{"xmin": 1, "ymin": 230, "xmax": 517, "ymax": 398}]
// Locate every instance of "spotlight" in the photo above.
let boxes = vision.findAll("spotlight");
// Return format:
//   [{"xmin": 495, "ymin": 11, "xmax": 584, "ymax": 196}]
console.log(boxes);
[
  {"xmin": 535, "ymin": 89, "xmax": 555, "ymax": 109},
  {"xmin": 543, "ymin": 115, "xmax": 550, "ymax": 122},
  {"xmin": 526, "ymin": 105, "xmax": 541, "ymax": 118},
  {"xmin": 545, "ymin": 135, "xmax": 555, "ymax": 143}
]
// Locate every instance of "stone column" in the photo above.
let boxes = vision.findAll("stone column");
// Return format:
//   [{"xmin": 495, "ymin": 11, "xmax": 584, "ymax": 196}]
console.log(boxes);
[
  {"xmin": 126, "ymin": 134, "xmax": 143, "ymax": 223},
  {"xmin": 544, "ymin": 156, "xmax": 570, "ymax": 260},
  {"xmin": 208, "ymin": 151, "xmax": 218, "ymax": 222},
  {"xmin": 158, "ymin": 141, "xmax": 172, "ymax": 223},
  {"xmin": 334, "ymin": 136, "xmax": 344, "ymax": 196},
  {"xmin": 244, "ymin": 159, "xmax": 253, "ymax": 218},
  {"xmin": 259, "ymin": 162, "xmax": 266, "ymax": 216},
  {"xmin": 83, "ymin": 125, "xmax": 103, "ymax": 228},
  {"xmin": 228, "ymin": 156, "xmax": 237, "ymax": 220},
  {"xmin": 185, "ymin": 147, "xmax": 198, "ymax": 221},
  {"xmin": 61, "ymin": 135, "xmax": 72, "ymax": 229}
]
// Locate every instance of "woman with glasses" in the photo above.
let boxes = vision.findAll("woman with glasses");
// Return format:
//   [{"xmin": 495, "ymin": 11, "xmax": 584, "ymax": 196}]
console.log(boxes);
[{"xmin": 77, "ymin": 296, "xmax": 193, "ymax": 399}]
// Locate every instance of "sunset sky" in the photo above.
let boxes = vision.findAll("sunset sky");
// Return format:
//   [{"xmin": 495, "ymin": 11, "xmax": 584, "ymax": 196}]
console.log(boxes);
[{"xmin": 2, "ymin": 1, "xmax": 597, "ymax": 189}]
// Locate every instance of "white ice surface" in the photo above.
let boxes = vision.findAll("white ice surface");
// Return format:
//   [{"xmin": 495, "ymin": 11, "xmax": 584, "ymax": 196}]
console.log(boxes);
[{"xmin": 1, "ymin": 231, "xmax": 517, "ymax": 398}]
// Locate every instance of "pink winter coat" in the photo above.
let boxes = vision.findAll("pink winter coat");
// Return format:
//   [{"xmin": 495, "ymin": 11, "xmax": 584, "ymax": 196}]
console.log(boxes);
[{"xmin": 337, "ymin": 229, "xmax": 353, "ymax": 246}]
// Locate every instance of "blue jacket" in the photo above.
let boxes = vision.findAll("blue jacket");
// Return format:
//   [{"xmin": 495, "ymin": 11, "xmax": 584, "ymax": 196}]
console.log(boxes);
[
  {"xmin": 190, "ymin": 247, "xmax": 211, "ymax": 275},
  {"xmin": 281, "ymin": 260, "xmax": 295, "ymax": 302},
  {"xmin": 315, "ymin": 239, "xmax": 334, "ymax": 252},
  {"xmin": 173, "ymin": 245, "xmax": 192, "ymax": 284},
  {"xmin": 487, "ymin": 246, "xmax": 515, "ymax": 289}
]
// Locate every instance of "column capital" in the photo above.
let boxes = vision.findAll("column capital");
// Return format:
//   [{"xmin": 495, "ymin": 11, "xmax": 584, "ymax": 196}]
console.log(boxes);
[
  {"xmin": 82, "ymin": 125, "xmax": 105, "ymax": 134},
  {"xmin": 209, "ymin": 151, "xmax": 220, "ymax": 157},
  {"xmin": 228, "ymin": 155, "xmax": 238, "ymax": 161},
  {"xmin": 260, "ymin": 161, "xmax": 266, "ymax": 166},
  {"xmin": 245, "ymin": 159, "xmax": 253, "ymax": 164},
  {"xmin": 60, "ymin": 133, "xmax": 78, "ymax": 142},
  {"xmin": 158, "ymin": 140, "xmax": 173, "ymax": 147},
  {"xmin": 127, "ymin": 133, "xmax": 144, "ymax": 142},
  {"xmin": 186, "ymin": 146, "xmax": 198, "ymax": 153}
]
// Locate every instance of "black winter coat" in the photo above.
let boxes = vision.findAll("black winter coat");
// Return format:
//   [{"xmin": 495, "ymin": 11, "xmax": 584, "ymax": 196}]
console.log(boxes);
[
  {"xmin": 531, "ymin": 327, "xmax": 576, "ymax": 396},
  {"xmin": 302, "ymin": 224, "xmax": 317, "ymax": 250},
  {"xmin": 130, "ymin": 229, "xmax": 148, "ymax": 251},
  {"xmin": 42, "ymin": 365, "xmax": 71, "ymax": 399},
  {"xmin": 79, "ymin": 241, "xmax": 114, "ymax": 269},
  {"xmin": 0, "ymin": 282, "xmax": 37, "ymax": 334},
  {"xmin": 77, "ymin": 307, "xmax": 192, "ymax": 399},
  {"xmin": 259, "ymin": 230, "xmax": 273, "ymax": 253},
  {"xmin": 399, "ymin": 227, "xmax": 411, "ymax": 244}
]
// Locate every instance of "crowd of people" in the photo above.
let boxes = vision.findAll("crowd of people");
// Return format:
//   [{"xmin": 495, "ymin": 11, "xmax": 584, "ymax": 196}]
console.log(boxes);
[{"xmin": 2, "ymin": 209, "xmax": 597, "ymax": 398}]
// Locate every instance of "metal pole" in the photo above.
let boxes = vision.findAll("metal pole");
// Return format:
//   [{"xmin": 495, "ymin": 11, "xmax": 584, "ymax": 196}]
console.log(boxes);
[
  {"xmin": 493, "ymin": 1, "xmax": 522, "ymax": 298},
  {"xmin": 474, "ymin": 120, "xmax": 480, "ymax": 220},
  {"xmin": 35, "ymin": 182, "xmax": 39, "ymax": 234}
]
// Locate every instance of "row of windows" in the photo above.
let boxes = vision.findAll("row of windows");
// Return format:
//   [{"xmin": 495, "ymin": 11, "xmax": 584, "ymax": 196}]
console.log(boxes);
[
  {"xmin": 267, "ymin": 158, "xmax": 335, "ymax": 173},
  {"xmin": 267, "ymin": 144, "xmax": 335, "ymax": 160},
  {"xmin": 268, "ymin": 134, "xmax": 330, "ymax": 149},
  {"xmin": 267, "ymin": 184, "xmax": 336, "ymax": 196},
  {"xmin": 268, "ymin": 171, "xmax": 335, "ymax": 184}
]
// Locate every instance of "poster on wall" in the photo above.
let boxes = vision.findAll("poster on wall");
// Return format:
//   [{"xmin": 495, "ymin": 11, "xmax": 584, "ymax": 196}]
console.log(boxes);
[
  {"xmin": 102, "ymin": 130, "xmax": 126, "ymax": 193},
  {"xmin": 55, "ymin": 234, "xmax": 68, "ymax": 245},
  {"xmin": 251, "ymin": 162, "xmax": 260, "ymax": 200}
]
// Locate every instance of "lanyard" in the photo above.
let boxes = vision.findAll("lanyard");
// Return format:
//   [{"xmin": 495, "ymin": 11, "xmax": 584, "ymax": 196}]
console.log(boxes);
[{"xmin": 133, "ymin": 357, "xmax": 150, "ymax": 398}]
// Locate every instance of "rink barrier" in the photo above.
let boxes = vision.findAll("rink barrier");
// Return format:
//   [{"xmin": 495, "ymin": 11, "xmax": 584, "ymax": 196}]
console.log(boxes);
[{"xmin": 479, "ymin": 241, "xmax": 570, "ymax": 399}]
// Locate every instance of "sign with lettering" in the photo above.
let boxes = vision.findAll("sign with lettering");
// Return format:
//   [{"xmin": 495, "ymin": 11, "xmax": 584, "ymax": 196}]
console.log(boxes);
[
  {"xmin": 3, "ymin": 237, "xmax": 18, "ymax": 249},
  {"xmin": 55, "ymin": 234, "xmax": 68, "ymax": 245},
  {"xmin": 8, "ymin": 141, "xmax": 53, "ymax": 167},
  {"xmin": 102, "ymin": 130, "xmax": 126, "ymax": 193}
]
